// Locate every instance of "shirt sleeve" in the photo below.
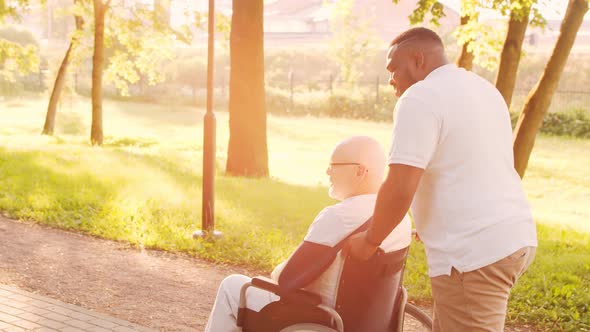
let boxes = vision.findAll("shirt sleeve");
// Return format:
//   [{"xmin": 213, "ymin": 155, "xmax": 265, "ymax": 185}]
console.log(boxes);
[
  {"xmin": 303, "ymin": 207, "xmax": 349, "ymax": 247},
  {"xmin": 388, "ymin": 96, "xmax": 441, "ymax": 169}
]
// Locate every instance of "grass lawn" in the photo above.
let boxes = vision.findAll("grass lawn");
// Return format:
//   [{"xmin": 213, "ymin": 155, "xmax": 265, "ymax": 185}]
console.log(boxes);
[{"xmin": 0, "ymin": 96, "xmax": 588, "ymax": 331}]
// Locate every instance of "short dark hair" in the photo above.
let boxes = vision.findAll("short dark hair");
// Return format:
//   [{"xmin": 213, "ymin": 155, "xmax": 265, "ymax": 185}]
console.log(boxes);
[{"xmin": 389, "ymin": 27, "xmax": 443, "ymax": 48}]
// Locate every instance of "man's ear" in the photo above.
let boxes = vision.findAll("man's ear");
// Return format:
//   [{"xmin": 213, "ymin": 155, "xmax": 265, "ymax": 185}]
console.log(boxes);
[
  {"xmin": 356, "ymin": 165, "xmax": 367, "ymax": 176},
  {"xmin": 414, "ymin": 51, "xmax": 425, "ymax": 69}
]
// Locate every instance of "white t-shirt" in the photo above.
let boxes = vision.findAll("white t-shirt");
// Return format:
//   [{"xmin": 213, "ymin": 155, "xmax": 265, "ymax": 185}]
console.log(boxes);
[
  {"xmin": 272, "ymin": 194, "xmax": 412, "ymax": 307},
  {"xmin": 388, "ymin": 64, "xmax": 537, "ymax": 277}
]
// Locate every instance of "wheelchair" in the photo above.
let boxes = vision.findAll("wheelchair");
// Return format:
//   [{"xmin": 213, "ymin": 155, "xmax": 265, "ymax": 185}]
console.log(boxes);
[{"xmin": 236, "ymin": 246, "xmax": 432, "ymax": 332}]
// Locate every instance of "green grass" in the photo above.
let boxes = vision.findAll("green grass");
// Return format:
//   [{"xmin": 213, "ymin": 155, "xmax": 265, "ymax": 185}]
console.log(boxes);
[{"xmin": 0, "ymin": 96, "xmax": 588, "ymax": 331}]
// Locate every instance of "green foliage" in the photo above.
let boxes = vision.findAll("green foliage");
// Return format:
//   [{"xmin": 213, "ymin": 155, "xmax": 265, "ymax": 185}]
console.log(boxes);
[
  {"xmin": 327, "ymin": 0, "xmax": 380, "ymax": 85},
  {"xmin": 0, "ymin": 25, "xmax": 39, "ymax": 82},
  {"xmin": 490, "ymin": 0, "xmax": 547, "ymax": 28},
  {"xmin": 454, "ymin": 19, "xmax": 506, "ymax": 70},
  {"xmin": 394, "ymin": 0, "xmax": 446, "ymax": 27},
  {"xmin": 0, "ymin": 39, "xmax": 39, "ymax": 82},
  {"xmin": 511, "ymin": 108, "xmax": 590, "ymax": 138},
  {"xmin": 265, "ymin": 86, "xmax": 394, "ymax": 121},
  {"xmin": 507, "ymin": 224, "xmax": 590, "ymax": 330},
  {"xmin": 101, "ymin": 5, "xmax": 176, "ymax": 96},
  {"xmin": 0, "ymin": 25, "xmax": 38, "ymax": 46},
  {"xmin": 48, "ymin": 0, "xmax": 185, "ymax": 97},
  {"xmin": 398, "ymin": 0, "xmax": 547, "ymax": 71},
  {"xmin": 194, "ymin": 11, "xmax": 230, "ymax": 48},
  {"xmin": 0, "ymin": 0, "xmax": 31, "ymax": 22}
]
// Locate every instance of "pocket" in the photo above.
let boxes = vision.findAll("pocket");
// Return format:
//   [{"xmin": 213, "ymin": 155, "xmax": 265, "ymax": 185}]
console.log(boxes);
[{"xmin": 498, "ymin": 247, "xmax": 528, "ymax": 264}]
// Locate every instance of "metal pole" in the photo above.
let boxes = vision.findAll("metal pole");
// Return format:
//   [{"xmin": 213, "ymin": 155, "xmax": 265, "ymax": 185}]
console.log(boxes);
[{"xmin": 194, "ymin": 0, "xmax": 221, "ymax": 239}]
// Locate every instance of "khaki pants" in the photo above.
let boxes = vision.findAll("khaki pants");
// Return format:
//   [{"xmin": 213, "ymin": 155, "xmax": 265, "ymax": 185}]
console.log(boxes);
[{"xmin": 431, "ymin": 247, "xmax": 536, "ymax": 332}]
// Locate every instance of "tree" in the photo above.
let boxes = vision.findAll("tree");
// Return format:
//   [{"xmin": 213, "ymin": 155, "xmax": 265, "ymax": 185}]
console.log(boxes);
[
  {"xmin": 455, "ymin": 12, "xmax": 475, "ymax": 70},
  {"xmin": 495, "ymin": 0, "xmax": 545, "ymax": 108},
  {"xmin": 328, "ymin": 0, "xmax": 379, "ymax": 85},
  {"xmin": 399, "ymin": 0, "xmax": 502, "ymax": 71},
  {"xmin": 226, "ymin": 0, "xmax": 268, "ymax": 177},
  {"xmin": 512, "ymin": 0, "xmax": 588, "ymax": 178},
  {"xmin": 90, "ymin": 0, "xmax": 109, "ymax": 145},
  {"xmin": 43, "ymin": 0, "xmax": 85, "ymax": 135},
  {"xmin": 86, "ymin": 0, "xmax": 182, "ymax": 145},
  {"xmin": 0, "ymin": 29, "xmax": 38, "ymax": 83},
  {"xmin": 0, "ymin": 0, "xmax": 30, "ymax": 21},
  {"xmin": 0, "ymin": 1, "xmax": 39, "ymax": 83}
]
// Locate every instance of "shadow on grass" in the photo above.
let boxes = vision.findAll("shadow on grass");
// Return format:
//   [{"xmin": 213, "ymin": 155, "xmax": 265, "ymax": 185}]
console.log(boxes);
[{"xmin": 0, "ymin": 146, "xmax": 331, "ymax": 270}]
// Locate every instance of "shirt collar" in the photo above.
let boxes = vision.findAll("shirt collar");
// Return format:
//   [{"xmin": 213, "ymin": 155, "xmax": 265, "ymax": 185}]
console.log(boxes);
[
  {"xmin": 424, "ymin": 63, "xmax": 456, "ymax": 81},
  {"xmin": 341, "ymin": 193, "xmax": 377, "ymax": 203}
]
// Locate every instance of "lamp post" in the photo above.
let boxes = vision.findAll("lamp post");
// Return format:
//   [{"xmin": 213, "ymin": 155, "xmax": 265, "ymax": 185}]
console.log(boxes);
[{"xmin": 194, "ymin": 0, "xmax": 221, "ymax": 239}]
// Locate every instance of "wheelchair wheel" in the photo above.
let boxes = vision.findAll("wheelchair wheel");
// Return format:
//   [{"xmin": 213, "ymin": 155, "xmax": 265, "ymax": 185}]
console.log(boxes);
[
  {"xmin": 279, "ymin": 323, "xmax": 339, "ymax": 332},
  {"xmin": 402, "ymin": 303, "xmax": 432, "ymax": 331}
]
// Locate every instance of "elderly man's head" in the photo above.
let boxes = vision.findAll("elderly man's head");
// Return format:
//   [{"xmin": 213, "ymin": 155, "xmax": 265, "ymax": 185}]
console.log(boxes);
[
  {"xmin": 326, "ymin": 136, "xmax": 385, "ymax": 200},
  {"xmin": 386, "ymin": 27, "xmax": 449, "ymax": 97}
]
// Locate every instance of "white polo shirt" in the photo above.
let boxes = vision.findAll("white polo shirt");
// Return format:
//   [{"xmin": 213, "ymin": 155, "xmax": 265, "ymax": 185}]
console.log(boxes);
[
  {"xmin": 272, "ymin": 194, "xmax": 412, "ymax": 307},
  {"xmin": 388, "ymin": 64, "xmax": 537, "ymax": 277}
]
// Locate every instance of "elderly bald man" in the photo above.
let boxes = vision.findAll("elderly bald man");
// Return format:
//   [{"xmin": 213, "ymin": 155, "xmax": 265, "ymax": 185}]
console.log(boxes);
[
  {"xmin": 346, "ymin": 27, "xmax": 537, "ymax": 332},
  {"xmin": 204, "ymin": 136, "xmax": 411, "ymax": 332}
]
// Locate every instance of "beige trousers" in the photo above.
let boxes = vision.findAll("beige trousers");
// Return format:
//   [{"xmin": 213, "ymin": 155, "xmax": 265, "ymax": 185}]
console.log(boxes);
[{"xmin": 430, "ymin": 246, "xmax": 536, "ymax": 332}]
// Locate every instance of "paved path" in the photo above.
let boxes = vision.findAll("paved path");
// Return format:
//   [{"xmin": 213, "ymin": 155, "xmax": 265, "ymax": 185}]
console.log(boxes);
[{"xmin": 0, "ymin": 284, "xmax": 155, "ymax": 332}]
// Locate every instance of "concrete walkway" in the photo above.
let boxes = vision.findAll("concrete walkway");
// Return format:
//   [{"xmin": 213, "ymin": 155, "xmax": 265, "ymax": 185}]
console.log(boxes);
[{"xmin": 0, "ymin": 285, "xmax": 155, "ymax": 332}]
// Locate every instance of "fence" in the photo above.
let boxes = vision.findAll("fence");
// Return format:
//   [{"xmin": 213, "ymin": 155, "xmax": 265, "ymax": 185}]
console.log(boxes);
[
  {"xmin": 5, "ymin": 69, "xmax": 589, "ymax": 121},
  {"xmin": 176, "ymin": 72, "xmax": 590, "ymax": 119}
]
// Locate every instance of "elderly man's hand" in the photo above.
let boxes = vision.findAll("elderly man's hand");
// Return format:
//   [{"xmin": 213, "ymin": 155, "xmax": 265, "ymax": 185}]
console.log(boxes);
[{"xmin": 344, "ymin": 231, "xmax": 379, "ymax": 261}]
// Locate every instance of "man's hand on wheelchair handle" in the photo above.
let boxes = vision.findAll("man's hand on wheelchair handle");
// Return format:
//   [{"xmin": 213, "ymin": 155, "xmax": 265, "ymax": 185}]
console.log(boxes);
[{"xmin": 344, "ymin": 230, "xmax": 380, "ymax": 261}]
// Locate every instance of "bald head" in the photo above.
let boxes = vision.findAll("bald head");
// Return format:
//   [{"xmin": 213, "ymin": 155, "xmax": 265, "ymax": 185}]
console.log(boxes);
[{"xmin": 327, "ymin": 136, "xmax": 385, "ymax": 200}]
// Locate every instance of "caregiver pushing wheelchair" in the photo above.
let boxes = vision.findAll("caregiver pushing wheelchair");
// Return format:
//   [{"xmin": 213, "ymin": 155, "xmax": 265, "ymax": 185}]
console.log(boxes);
[{"xmin": 347, "ymin": 27, "xmax": 537, "ymax": 331}]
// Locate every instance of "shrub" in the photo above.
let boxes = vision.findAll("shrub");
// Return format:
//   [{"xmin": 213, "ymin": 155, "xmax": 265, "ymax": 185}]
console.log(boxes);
[
  {"xmin": 511, "ymin": 108, "xmax": 590, "ymax": 139},
  {"xmin": 0, "ymin": 26, "xmax": 38, "ymax": 47}
]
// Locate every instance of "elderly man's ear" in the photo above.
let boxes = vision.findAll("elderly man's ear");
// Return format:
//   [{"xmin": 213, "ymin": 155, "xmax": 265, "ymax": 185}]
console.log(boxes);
[{"xmin": 356, "ymin": 165, "xmax": 368, "ymax": 176}]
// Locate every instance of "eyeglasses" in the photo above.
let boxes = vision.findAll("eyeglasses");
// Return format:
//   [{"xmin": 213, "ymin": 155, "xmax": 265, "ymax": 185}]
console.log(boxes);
[{"xmin": 327, "ymin": 162, "xmax": 361, "ymax": 172}]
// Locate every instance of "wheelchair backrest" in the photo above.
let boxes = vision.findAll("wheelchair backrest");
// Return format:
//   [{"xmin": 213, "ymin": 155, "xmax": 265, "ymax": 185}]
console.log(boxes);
[{"xmin": 334, "ymin": 246, "xmax": 409, "ymax": 332}]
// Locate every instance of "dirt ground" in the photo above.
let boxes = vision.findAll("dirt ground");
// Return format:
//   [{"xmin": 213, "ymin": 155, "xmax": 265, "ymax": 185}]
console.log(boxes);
[
  {"xmin": 0, "ymin": 216, "xmax": 536, "ymax": 332},
  {"xmin": 0, "ymin": 216, "xmax": 261, "ymax": 331}
]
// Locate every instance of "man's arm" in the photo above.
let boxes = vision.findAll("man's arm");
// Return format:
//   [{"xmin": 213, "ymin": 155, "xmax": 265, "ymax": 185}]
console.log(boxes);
[
  {"xmin": 277, "ymin": 241, "xmax": 339, "ymax": 291},
  {"xmin": 346, "ymin": 164, "xmax": 423, "ymax": 260}
]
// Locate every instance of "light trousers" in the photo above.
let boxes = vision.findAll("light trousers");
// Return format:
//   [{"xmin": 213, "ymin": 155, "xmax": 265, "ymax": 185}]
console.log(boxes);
[
  {"xmin": 204, "ymin": 274, "xmax": 279, "ymax": 332},
  {"xmin": 431, "ymin": 246, "xmax": 536, "ymax": 332}
]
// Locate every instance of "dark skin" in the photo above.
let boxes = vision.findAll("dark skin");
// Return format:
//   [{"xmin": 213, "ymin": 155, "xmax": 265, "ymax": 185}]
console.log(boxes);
[
  {"xmin": 277, "ymin": 241, "xmax": 338, "ymax": 291},
  {"xmin": 344, "ymin": 40, "xmax": 448, "ymax": 260}
]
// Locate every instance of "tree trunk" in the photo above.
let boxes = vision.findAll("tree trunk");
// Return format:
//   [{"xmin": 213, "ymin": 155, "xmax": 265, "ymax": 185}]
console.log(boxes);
[
  {"xmin": 42, "ymin": 42, "xmax": 73, "ymax": 135},
  {"xmin": 513, "ymin": 0, "xmax": 588, "ymax": 178},
  {"xmin": 455, "ymin": 15, "xmax": 475, "ymax": 71},
  {"xmin": 91, "ymin": 0, "xmax": 108, "ymax": 146},
  {"xmin": 495, "ymin": 4, "xmax": 531, "ymax": 109},
  {"xmin": 42, "ymin": 4, "xmax": 84, "ymax": 136},
  {"xmin": 226, "ymin": 0, "xmax": 268, "ymax": 177}
]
